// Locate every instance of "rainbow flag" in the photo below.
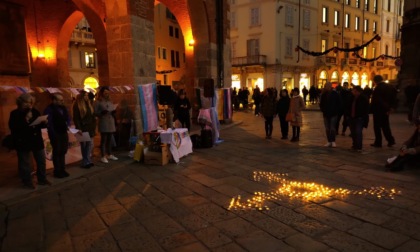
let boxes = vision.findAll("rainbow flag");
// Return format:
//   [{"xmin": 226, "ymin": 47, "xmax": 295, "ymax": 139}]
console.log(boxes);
[{"xmin": 138, "ymin": 83, "xmax": 158, "ymax": 132}]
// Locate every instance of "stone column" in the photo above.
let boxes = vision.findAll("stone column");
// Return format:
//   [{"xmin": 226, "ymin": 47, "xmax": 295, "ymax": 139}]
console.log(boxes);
[{"xmin": 105, "ymin": 1, "xmax": 156, "ymax": 136}]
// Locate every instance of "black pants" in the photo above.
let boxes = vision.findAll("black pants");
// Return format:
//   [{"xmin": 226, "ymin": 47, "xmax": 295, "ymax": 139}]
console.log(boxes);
[
  {"xmin": 292, "ymin": 126, "xmax": 300, "ymax": 138},
  {"xmin": 50, "ymin": 133, "xmax": 69, "ymax": 175},
  {"xmin": 264, "ymin": 116, "xmax": 274, "ymax": 137},
  {"xmin": 254, "ymin": 102, "xmax": 260, "ymax": 115},
  {"xmin": 179, "ymin": 115, "xmax": 191, "ymax": 132},
  {"xmin": 336, "ymin": 113, "xmax": 350, "ymax": 133},
  {"xmin": 373, "ymin": 113, "xmax": 395, "ymax": 145},
  {"xmin": 279, "ymin": 115, "xmax": 289, "ymax": 137},
  {"xmin": 388, "ymin": 155, "xmax": 420, "ymax": 171},
  {"xmin": 100, "ymin": 132, "xmax": 114, "ymax": 157}
]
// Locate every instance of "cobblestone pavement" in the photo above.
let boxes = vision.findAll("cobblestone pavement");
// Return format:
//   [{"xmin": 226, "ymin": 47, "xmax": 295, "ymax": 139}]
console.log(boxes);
[{"xmin": 1, "ymin": 110, "xmax": 420, "ymax": 252}]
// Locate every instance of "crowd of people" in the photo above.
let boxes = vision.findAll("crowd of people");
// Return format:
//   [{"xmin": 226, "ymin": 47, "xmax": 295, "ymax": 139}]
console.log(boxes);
[
  {"xmin": 7, "ymin": 77, "xmax": 420, "ymax": 189},
  {"xmin": 241, "ymin": 74, "xmax": 420, "ymax": 172},
  {"xmin": 8, "ymin": 87, "xmax": 134, "ymax": 189},
  {"xmin": 8, "ymin": 86, "xmax": 196, "ymax": 189}
]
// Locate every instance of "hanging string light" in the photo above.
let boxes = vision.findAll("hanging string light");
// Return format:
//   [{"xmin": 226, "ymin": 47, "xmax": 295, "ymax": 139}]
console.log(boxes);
[
  {"xmin": 295, "ymin": 34, "xmax": 382, "ymax": 56},
  {"xmin": 156, "ymin": 69, "xmax": 177, "ymax": 74},
  {"xmin": 353, "ymin": 51, "xmax": 400, "ymax": 62},
  {"xmin": 295, "ymin": 34, "xmax": 401, "ymax": 65}
]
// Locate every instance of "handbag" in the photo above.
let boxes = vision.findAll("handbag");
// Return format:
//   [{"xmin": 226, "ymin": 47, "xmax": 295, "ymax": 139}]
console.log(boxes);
[{"xmin": 286, "ymin": 112, "xmax": 294, "ymax": 122}]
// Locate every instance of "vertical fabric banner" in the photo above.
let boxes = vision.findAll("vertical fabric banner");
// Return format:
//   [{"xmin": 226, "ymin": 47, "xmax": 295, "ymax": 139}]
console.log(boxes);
[
  {"xmin": 223, "ymin": 88, "xmax": 232, "ymax": 120},
  {"xmin": 138, "ymin": 83, "xmax": 158, "ymax": 132}
]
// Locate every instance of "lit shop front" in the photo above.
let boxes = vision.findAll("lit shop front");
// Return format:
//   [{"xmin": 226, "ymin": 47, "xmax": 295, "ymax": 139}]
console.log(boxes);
[{"xmin": 317, "ymin": 70, "xmax": 372, "ymax": 88}]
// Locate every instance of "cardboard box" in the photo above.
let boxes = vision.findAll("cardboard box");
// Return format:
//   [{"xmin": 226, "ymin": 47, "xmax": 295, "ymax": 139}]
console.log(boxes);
[
  {"xmin": 144, "ymin": 144, "xmax": 169, "ymax": 165},
  {"xmin": 143, "ymin": 132, "xmax": 161, "ymax": 146}
]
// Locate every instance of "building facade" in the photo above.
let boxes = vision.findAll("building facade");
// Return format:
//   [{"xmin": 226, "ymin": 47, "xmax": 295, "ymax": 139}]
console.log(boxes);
[
  {"xmin": 68, "ymin": 17, "xmax": 99, "ymax": 90},
  {"xmin": 230, "ymin": 0, "xmax": 403, "ymax": 93},
  {"xmin": 230, "ymin": 0, "xmax": 318, "ymax": 94}
]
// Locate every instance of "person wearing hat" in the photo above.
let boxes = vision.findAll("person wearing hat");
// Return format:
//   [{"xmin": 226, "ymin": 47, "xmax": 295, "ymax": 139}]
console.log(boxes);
[
  {"xmin": 370, "ymin": 75, "xmax": 397, "ymax": 148},
  {"xmin": 348, "ymin": 86, "xmax": 370, "ymax": 152},
  {"xmin": 386, "ymin": 119, "xmax": 420, "ymax": 171}
]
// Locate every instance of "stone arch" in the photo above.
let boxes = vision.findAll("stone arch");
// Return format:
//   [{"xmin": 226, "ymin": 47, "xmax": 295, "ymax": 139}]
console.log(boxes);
[
  {"xmin": 57, "ymin": 0, "xmax": 109, "ymax": 87},
  {"xmin": 156, "ymin": 0, "xmax": 212, "ymax": 95},
  {"xmin": 56, "ymin": 11, "xmax": 84, "ymax": 87}
]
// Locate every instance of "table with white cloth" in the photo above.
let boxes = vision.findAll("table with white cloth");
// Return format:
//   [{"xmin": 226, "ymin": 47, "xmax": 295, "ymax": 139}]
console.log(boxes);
[{"xmin": 159, "ymin": 128, "xmax": 193, "ymax": 163}]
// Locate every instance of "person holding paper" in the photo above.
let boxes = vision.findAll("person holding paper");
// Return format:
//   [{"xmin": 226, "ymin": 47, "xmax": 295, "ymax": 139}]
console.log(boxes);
[
  {"xmin": 44, "ymin": 93, "xmax": 71, "ymax": 178},
  {"xmin": 94, "ymin": 87, "xmax": 118, "ymax": 163},
  {"xmin": 8, "ymin": 93, "xmax": 50, "ymax": 189},
  {"xmin": 73, "ymin": 91, "xmax": 96, "ymax": 168}
]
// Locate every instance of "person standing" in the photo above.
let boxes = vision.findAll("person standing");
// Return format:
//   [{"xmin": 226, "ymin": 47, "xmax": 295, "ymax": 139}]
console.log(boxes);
[
  {"xmin": 44, "ymin": 93, "xmax": 71, "ymax": 178},
  {"xmin": 231, "ymin": 87, "xmax": 239, "ymax": 111},
  {"xmin": 73, "ymin": 91, "xmax": 96, "ymax": 168},
  {"xmin": 302, "ymin": 86, "xmax": 309, "ymax": 105},
  {"xmin": 289, "ymin": 88, "xmax": 305, "ymax": 142},
  {"xmin": 117, "ymin": 99, "xmax": 134, "ymax": 149},
  {"xmin": 173, "ymin": 89, "xmax": 192, "ymax": 131},
  {"xmin": 95, "ymin": 87, "xmax": 118, "ymax": 163},
  {"xmin": 337, "ymin": 82, "xmax": 352, "ymax": 136},
  {"xmin": 276, "ymin": 89, "xmax": 290, "ymax": 139},
  {"xmin": 349, "ymin": 86, "xmax": 370, "ymax": 152},
  {"xmin": 309, "ymin": 85, "xmax": 317, "ymax": 105},
  {"xmin": 370, "ymin": 75, "xmax": 397, "ymax": 148},
  {"xmin": 252, "ymin": 85, "xmax": 261, "ymax": 116},
  {"xmin": 9, "ymin": 94, "xmax": 50, "ymax": 188},
  {"xmin": 260, "ymin": 88, "xmax": 277, "ymax": 139},
  {"xmin": 319, "ymin": 82, "xmax": 342, "ymax": 147},
  {"xmin": 241, "ymin": 87, "xmax": 250, "ymax": 109}
]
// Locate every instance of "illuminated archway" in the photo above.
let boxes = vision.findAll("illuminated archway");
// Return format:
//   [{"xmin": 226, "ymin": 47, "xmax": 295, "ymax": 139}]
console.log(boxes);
[
  {"xmin": 361, "ymin": 72, "xmax": 369, "ymax": 88},
  {"xmin": 342, "ymin": 72, "xmax": 349, "ymax": 84},
  {"xmin": 318, "ymin": 70, "xmax": 328, "ymax": 88},
  {"xmin": 352, "ymin": 72, "xmax": 360, "ymax": 86},
  {"xmin": 331, "ymin": 71, "xmax": 339, "ymax": 87}
]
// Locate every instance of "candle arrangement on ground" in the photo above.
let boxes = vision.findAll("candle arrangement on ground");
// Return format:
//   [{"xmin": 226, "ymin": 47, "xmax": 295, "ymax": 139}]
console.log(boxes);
[{"xmin": 228, "ymin": 171, "xmax": 401, "ymax": 211}]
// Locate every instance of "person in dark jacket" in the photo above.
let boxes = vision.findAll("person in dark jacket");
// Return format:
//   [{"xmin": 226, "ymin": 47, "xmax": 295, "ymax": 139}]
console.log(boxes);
[
  {"xmin": 174, "ymin": 89, "xmax": 192, "ymax": 131},
  {"xmin": 276, "ymin": 89, "xmax": 290, "ymax": 139},
  {"xmin": 252, "ymin": 85, "xmax": 261, "ymax": 116},
  {"xmin": 44, "ymin": 93, "xmax": 71, "ymax": 178},
  {"xmin": 336, "ymin": 82, "xmax": 352, "ymax": 135},
  {"xmin": 319, "ymin": 82, "xmax": 342, "ymax": 147},
  {"xmin": 349, "ymin": 86, "xmax": 370, "ymax": 152},
  {"xmin": 73, "ymin": 91, "xmax": 96, "ymax": 168},
  {"xmin": 260, "ymin": 88, "xmax": 277, "ymax": 139},
  {"xmin": 9, "ymin": 94, "xmax": 50, "ymax": 188},
  {"xmin": 370, "ymin": 75, "xmax": 397, "ymax": 148}
]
